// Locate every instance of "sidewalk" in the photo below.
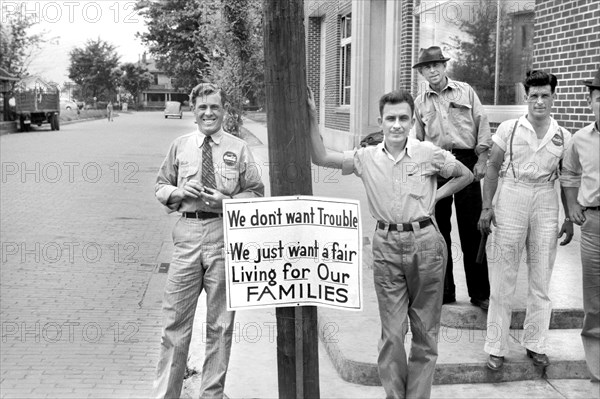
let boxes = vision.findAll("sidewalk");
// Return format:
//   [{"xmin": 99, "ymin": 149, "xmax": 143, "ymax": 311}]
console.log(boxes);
[{"xmin": 182, "ymin": 118, "xmax": 599, "ymax": 398}]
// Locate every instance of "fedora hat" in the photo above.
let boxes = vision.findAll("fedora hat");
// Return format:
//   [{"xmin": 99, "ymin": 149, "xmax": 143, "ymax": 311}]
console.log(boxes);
[
  {"xmin": 583, "ymin": 67, "xmax": 600, "ymax": 90},
  {"xmin": 412, "ymin": 46, "xmax": 450, "ymax": 69}
]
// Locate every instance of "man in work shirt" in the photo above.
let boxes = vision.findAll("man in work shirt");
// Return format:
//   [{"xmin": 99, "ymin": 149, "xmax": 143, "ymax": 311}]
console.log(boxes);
[
  {"xmin": 153, "ymin": 83, "xmax": 264, "ymax": 398},
  {"xmin": 478, "ymin": 70, "xmax": 573, "ymax": 371},
  {"xmin": 560, "ymin": 67, "xmax": 600, "ymax": 382},
  {"xmin": 412, "ymin": 46, "xmax": 491, "ymax": 310},
  {"xmin": 307, "ymin": 88, "xmax": 473, "ymax": 398}
]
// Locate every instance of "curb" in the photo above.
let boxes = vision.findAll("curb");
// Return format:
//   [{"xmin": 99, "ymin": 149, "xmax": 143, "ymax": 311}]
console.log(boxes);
[{"xmin": 317, "ymin": 313, "xmax": 589, "ymax": 386}]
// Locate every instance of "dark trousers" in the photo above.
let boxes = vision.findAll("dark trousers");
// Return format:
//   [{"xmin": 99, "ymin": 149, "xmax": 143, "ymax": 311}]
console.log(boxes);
[{"xmin": 436, "ymin": 149, "xmax": 490, "ymax": 301}]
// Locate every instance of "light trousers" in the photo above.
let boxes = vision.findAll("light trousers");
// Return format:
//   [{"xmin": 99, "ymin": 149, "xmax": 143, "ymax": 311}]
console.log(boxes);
[
  {"xmin": 372, "ymin": 222, "xmax": 447, "ymax": 399},
  {"xmin": 581, "ymin": 209, "xmax": 600, "ymax": 381},
  {"xmin": 485, "ymin": 180, "xmax": 558, "ymax": 356},
  {"xmin": 152, "ymin": 217, "xmax": 235, "ymax": 399}
]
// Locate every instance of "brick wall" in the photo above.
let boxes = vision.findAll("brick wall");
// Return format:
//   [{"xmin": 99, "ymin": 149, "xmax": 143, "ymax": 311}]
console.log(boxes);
[
  {"xmin": 398, "ymin": 0, "xmax": 415, "ymax": 91},
  {"xmin": 307, "ymin": 17, "xmax": 321, "ymax": 125},
  {"xmin": 305, "ymin": 0, "xmax": 351, "ymax": 132},
  {"xmin": 534, "ymin": 0, "xmax": 600, "ymax": 132}
]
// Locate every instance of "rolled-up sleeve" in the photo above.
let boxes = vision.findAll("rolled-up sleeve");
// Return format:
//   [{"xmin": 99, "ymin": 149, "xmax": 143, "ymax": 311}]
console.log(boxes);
[
  {"xmin": 471, "ymin": 88, "xmax": 492, "ymax": 155},
  {"xmin": 491, "ymin": 121, "xmax": 512, "ymax": 152},
  {"xmin": 433, "ymin": 147, "xmax": 460, "ymax": 179},
  {"xmin": 560, "ymin": 139, "xmax": 582, "ymax": 188},
  {"xmin": 155, "ymin": 141, "xmax": 180, "ymax": 213},
  {"xmin": 341, "ymin": 149, "xmax": 359, "ymax": 176}
]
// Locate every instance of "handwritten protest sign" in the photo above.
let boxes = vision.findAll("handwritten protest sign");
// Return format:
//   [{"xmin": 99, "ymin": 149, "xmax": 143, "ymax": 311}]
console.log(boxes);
[{"xmin": 223, "ymin": 196, "xmax": 362, "ymax": 311}]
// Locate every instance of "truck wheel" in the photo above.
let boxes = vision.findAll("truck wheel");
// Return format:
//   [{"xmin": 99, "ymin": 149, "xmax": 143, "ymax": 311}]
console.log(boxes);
[
  {"xmin": 20, "ymin": 119, "xmax": 30, "ymax": 132},
  {"xmin": 54, "ymin": 115, "xmax": 60, "ymax": 131},
  {"xmin": 50, "ymin": 115, "xmax": 56, "ymax": 131},
  {"xmin": 20, "ymin": 119, "xmax": 26, "ymax": 132}
]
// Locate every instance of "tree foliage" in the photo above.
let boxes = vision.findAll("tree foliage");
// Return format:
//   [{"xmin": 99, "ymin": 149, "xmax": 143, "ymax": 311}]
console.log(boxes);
[
  {"xmin": 119, "ymin": 62, "xmax": 154, "ymax": 104},
  {"xmin": 135, "ymin": 0, "xmax": 264, "ymax": 106},
  {"xmin": 0, "ymin": 8, "xmax": 47, "ymax": 78},
  {"xmin": 445, "ymin": 1, "xmax": 498, "ymax": 104},
  {"xmin": 68, "ymin": 38, "xmax": 121, "ymax": 101},
  {"xmin": 135, "ymin": 0, "xmax": 208, "ymax": 91},
  {"xmin": 201, "ymin": 0, "xmax": 264, "ymax": 111}
]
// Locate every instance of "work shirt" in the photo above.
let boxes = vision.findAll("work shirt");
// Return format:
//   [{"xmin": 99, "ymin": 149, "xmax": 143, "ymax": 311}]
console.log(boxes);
[
  {"xmin": 493, "ymin": 115, "xmax": 572, "ymax": 183},
  {"xmin": 341, "ymin": 137, "xmax": 460, "ymax": 223},
  {"xmin": 560, "ymin": 122, "xmax": 600, "ymax": 207},
  {"xmin": 413, "ymin": 78, "xmax": 492, "ymax": 155},
  {"xmin": 155, "ymin": 129, "xmax": 264, "ymax": 213}
]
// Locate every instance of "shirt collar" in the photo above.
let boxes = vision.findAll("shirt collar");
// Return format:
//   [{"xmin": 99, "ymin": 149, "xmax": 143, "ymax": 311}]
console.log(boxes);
[
  {"xmin": 425, "ymin": 77, "xmax": 458, "ymax": 96},
  {"xmin": 379, "ymin": 137, "xmax": 413, "ymax": 162},
  {"xmin": 196, "ymin": 129, "xmax": 224, "ymax": 147}
]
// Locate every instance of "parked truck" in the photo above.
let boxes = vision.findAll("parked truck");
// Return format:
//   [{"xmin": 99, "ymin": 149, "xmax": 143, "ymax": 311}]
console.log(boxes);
[{"xmin": 14, "ymin": 87, "xmax": 60, "ymax": 132}]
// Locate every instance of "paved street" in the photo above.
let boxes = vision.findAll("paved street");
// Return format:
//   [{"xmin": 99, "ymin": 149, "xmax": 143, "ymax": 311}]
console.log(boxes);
[
  {"xmin": 0, "ymin": 112, "xmax": 195, "ymax": 398},
  {"xmin": 2, "ymin": 112, "xmax": 598, "ymax": 399}
]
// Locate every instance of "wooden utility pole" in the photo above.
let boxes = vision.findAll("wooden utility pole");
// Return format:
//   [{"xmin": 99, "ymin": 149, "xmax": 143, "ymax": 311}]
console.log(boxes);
[{"xmin": 262, "ymin": 0, "xmax": 320, "ymax": 398}]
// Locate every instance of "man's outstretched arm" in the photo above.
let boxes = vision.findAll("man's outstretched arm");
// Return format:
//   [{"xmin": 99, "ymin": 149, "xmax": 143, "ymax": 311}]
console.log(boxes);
[{"xmin": 307, "ymin": 89, "xmax": 344, "ymax": 169}]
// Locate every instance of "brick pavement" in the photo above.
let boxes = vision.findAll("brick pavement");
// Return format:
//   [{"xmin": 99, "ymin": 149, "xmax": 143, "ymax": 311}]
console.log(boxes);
[{"xmin": 0, "ymin": 113, "xmax": 195, "ymax": 398}]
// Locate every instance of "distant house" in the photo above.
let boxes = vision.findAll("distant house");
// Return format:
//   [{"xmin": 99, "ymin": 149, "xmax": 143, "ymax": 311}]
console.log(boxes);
[
  {"xmin": 16, "ymin": 75, "xmax": 59, "ymax": 92},
  {"xmin": 138, "ymin": 53, "xmax": 189, "ymax": 109},
  {"xmin": 305, "ymin": 0, "xmax": 599, "ymax": 151}
]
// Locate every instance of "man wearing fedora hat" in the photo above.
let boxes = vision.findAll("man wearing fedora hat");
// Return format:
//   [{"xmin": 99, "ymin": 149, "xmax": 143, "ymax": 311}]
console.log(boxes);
[
  {"xmin": 560, "ymin": 67, "xmax": 600, "ymax": 382},
  {"xmin": 412, "ymin": 46, "xmax": 491, "ymax": 310}
]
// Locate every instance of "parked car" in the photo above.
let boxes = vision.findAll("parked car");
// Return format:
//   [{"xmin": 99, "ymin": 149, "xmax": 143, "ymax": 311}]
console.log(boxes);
[
  {"xmin": 164, "ymin": 101, "xmax": 183, "ymax": 119},
  {"xmin": 60, "ymin": 99, "xmax": 78, "ymax": 111}
]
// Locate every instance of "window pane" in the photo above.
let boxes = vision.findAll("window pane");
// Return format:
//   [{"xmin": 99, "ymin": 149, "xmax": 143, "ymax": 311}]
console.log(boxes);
[{"xmin": 416, "ymin": 0, "xmax": 534, "ymax": 105}]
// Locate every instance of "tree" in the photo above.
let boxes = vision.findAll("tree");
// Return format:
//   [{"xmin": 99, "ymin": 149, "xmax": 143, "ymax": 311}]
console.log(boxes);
[
  {"xmin": 0, "ymin": 7, "xmax": 47, "ymax": 78},
  {"xmin": 444, "ymin": 0, "xmax": 515, "ymax": 104},
  {"xmin": 119, "ymin": 62, "xmax": 154, "ymax": 105},
  {"xmin": 201, "ymin": 0, "xmax": 265, "ymax": 113},
  {"xmin": 135, "ymin": 0, "xmax": 208, "ymax": 91},
  {"xmin": 68, "ymin": 38, "xmax": 120, "ymax": 102},
  {"xmin": 444, "ymin": 1, "xmax": 497, "ymax": 104}
]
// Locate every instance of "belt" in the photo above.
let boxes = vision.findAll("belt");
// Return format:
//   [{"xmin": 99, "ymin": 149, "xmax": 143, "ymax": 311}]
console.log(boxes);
[
  {"xmin": 450, "ymin": 148, "xmax": 474, "ymax": 154},
  {"xmin": 377, "ymin": 218, "xmax": 433, "ymax": 232},
  {"xmin": 182, "ymin": 211, "xmax": 223, "ymax": 219},
  {"xmin": 585, "ymin": 206, "xmax": 600, "ymax": 211}
]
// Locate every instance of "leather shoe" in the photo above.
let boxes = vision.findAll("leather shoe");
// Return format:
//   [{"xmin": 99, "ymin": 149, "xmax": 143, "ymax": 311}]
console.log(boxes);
[
  {"xmin": 470, "ymin": 298, "xmax": 489, "ymax": 311},
  {"xmin": 487, "ymin": 355, "xmax": 504, "ymax": 371},
  {"xmin": 526, "ymin": 349, "xmax": 550, "ymax": 366}
]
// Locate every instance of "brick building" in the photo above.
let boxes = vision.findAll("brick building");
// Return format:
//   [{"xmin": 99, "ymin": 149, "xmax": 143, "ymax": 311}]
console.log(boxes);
[{"xmin": 305, "ymin": 0, "xmax": 599, "ymax": 151}]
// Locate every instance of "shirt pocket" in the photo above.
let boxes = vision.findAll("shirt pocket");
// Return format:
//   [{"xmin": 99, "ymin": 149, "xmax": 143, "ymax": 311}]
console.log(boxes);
[
  {"xmin": 218, "ymin": 165, "xmax": 240, "ymax": 195},
  {"xmin": 540, "ymin": 143, "xmax": 563, "ymax": 173},
  {"xmin": 405, "ymin": 169, "xmax": 432, "ymax": 200},
  {"xmin": 177, "ymin": 156, "xmax": 199, "ymax": 184},
  {"xmin": 449, "ymin": 102, "xmax": 473, "ymax": 129}
]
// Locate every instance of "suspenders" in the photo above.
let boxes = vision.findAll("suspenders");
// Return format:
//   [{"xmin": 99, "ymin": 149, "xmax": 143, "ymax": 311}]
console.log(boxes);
[{"xmin": 506, "ymin": 119, "xmax": 564, "ymax": 182}]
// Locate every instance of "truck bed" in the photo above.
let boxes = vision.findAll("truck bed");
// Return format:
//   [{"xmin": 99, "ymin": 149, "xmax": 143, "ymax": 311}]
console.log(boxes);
[{"xmin": 15, "ymin": 89, "xmax": 60, "ymax": 113}]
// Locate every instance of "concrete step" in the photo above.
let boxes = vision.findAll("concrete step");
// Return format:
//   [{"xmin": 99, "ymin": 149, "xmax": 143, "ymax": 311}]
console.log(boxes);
[
  {"xmin": 318, "ymin": 264, "xmax": 590, "ymax": 386},
  {"xmin": 440, "ymin": 302, "xmax": 583, "ymax": 330},
  {"xmin": 318, "ymin": 310, "xmax": 590, "ymax": 386}
]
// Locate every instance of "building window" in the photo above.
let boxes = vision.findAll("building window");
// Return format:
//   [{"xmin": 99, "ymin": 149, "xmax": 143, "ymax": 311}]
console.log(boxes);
[
  {"xmin": 340, "ymin": 13, "xmax": 352, "ymax": 106},
  {"xmin": 414, "ymin": 0, "xmax": 534, "ymax": 105}
]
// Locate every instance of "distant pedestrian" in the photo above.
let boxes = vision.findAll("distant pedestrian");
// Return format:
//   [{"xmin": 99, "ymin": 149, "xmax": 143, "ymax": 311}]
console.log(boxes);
[
  {"xmin": 560, "ymin": 67, "xmax": 600, "ymax": 382},
  {"xmin": 479, "ymin": 70, "xmax": 573, "ymax": 371},
  {"xmin": 107, "ymin": 101, "xmax": 113, "ymax": 122},
  {"xmin": 152, "ymin": 83, "xmax": 264, "ymax": 398},
  {"xmin": 307, "ymin": 88, "xmax": 473, "ymax": 398},
  {"xmin": 412, "ymin": 46, "xmax": 492, "ymax": 310}
]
